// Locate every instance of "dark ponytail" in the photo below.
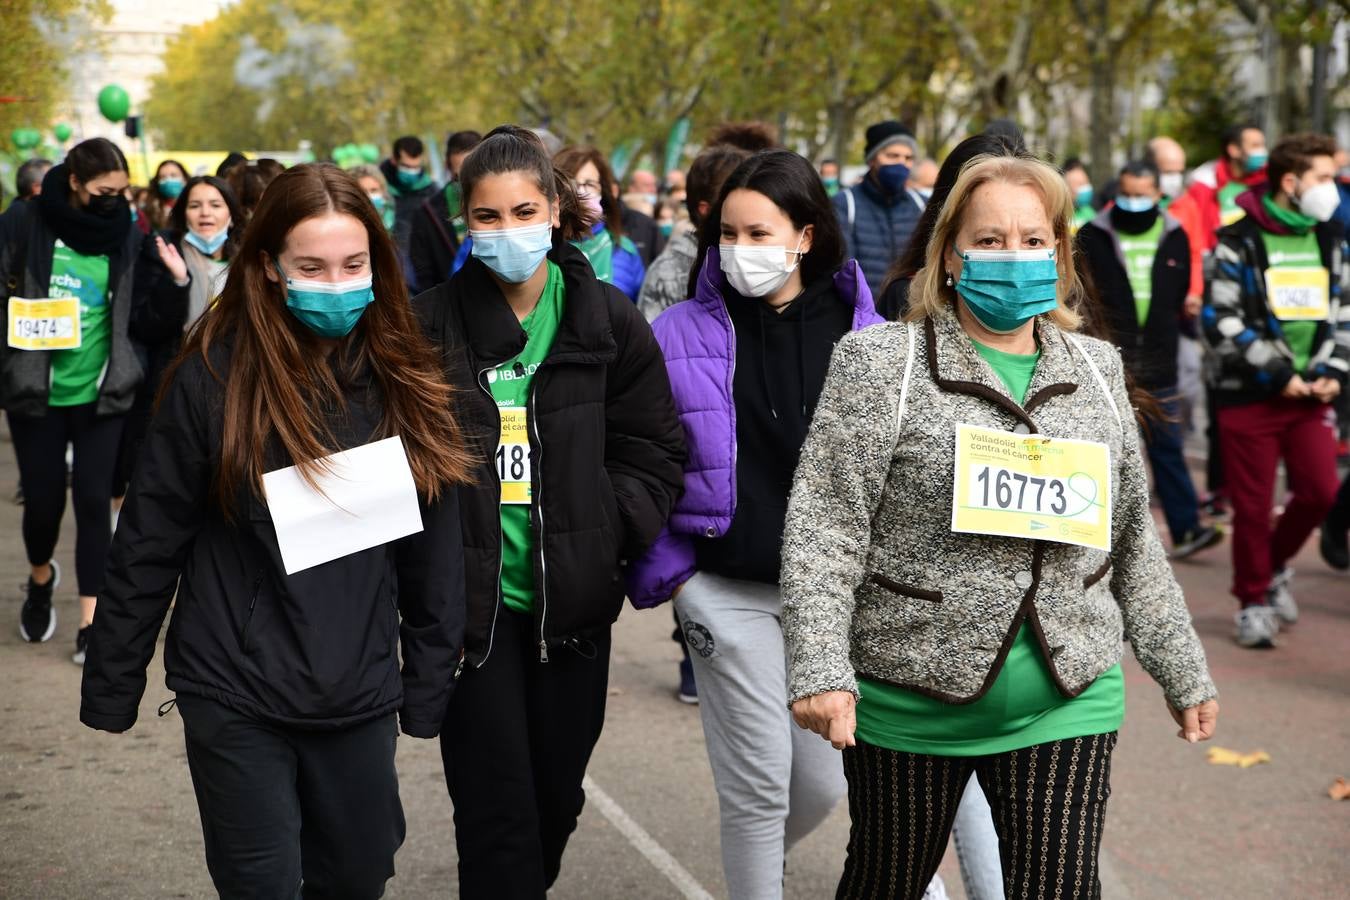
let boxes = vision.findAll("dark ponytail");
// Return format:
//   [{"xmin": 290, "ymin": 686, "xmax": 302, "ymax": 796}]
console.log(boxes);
[
  {"xmin": 459, "ymin": 125, "xmax": 593, "ymax": 241},
  {"xmin": 66, "ymin": 138, "xmax": 129, "ymax": 184}
]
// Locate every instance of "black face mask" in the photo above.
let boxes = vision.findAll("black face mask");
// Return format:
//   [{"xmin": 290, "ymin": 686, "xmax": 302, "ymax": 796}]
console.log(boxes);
[
  {"xmin": 86, "ymin": 193, "xmax": 128, "ymax": 218},
  {"xmin": 1109, "ymin": 205, "xmax": 1160, "ymax": 235}
]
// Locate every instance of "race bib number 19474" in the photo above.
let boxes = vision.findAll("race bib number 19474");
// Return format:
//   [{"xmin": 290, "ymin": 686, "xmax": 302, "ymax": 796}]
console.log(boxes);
[
  {"xmin": 8, "ymin": 297, "xmax": 81, "ymax": 350},
  {"xmin": 951, "ymin": 423, "xmax": 1112, "ymax": 552}
]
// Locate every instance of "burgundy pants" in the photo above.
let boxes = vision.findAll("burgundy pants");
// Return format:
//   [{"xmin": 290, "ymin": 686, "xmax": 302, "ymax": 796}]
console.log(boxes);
[{"xmin": 1217, "ymin": 398, "xmax": 1340, "ymax": 607}]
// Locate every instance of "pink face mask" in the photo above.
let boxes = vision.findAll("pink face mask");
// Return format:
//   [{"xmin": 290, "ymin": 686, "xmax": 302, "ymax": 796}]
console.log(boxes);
[{"xmin": 580, "ymin": 192, "xmax": 603, "ymax": 224}]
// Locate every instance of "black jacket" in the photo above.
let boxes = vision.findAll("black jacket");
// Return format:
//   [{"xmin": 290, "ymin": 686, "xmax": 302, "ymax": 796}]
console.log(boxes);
[
  {"xmin": 0, "ymin": 198, "xmax": 185, "ymax": 417},
  {"xmin": 620, "ymin": 203, "xmax": 665, "ymax": 266},
  {"xmin": 1077, "ymin": 208, "xmax": 1191, "ymax": 390},
  {"xmin": 380, "ymin": 159, "xmax": 439, "ymax": 254},
  {"xmin": 414, "ymin": 240, "xmax": 685, "ymax": 665},
  {"xmin": 80, "ymin": 343, "xmax": 466, "ymax": 737},
  {"xmin": 408, "ymin": 188, "xmax": 461, "ymax": 294}
]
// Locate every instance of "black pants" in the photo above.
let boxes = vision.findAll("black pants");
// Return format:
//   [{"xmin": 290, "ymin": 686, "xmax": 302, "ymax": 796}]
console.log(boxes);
[
  {"xmin": 1327, "ymin": 472, "xmax": 1350, "ymax": 533},
  {"xmin": 439, "ymin": 609, "xmax": 611, "ymax": 899},
  {"xmin": 7, "ymin": 404, "xmax": 123, "ymax": 596},
  {"xmin": 838, "ymin": 734, "xmax": 1118, "ymax": 900},
  {"xmin": 177, "ymin": 694, "xmax": 405, "ymax": 900}
]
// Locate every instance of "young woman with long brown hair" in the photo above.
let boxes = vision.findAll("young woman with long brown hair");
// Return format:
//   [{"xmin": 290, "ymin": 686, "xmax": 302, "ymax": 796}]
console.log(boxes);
[{"xmin": 80, "ymin": 163, "xmax": 472, "ymax": 898}]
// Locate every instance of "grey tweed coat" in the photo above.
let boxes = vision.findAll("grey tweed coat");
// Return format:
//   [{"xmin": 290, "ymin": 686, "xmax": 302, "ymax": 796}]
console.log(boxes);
[{"xmin": 781, "ymin": 305, "xmax": 1217, "ymax": 713}]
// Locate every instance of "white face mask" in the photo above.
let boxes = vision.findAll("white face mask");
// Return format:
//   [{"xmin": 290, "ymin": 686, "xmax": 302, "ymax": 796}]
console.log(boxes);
[
  {"xmin": 1159, "ymin": 172, "xmax": 1184, "ymax": 199},
  {"xmin": 719, "ymin": 232, "xmax": 806, "ymax": 298},
  {"xmin": 1295, "ymin": 180, "xmax": 1340, "ymax": 223}
]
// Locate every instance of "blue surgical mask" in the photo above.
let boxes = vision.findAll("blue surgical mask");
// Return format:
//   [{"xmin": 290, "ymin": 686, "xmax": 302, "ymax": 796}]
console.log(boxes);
[
  {"xmin": 1243, "ymin": 152, "xmax": 1267, "ymax": 173},
  {"xmin": 158, "ymin": 178, "xmax": 185, "ymax": 200},
  {"xmin": 955, "ymin": 248, "xmax": 1059, "ymax": 334},
  {"xmin": 1114, "ymin": 195, "xmax": 1156, "ymax": 214},
  {"xmin": 470, "ymin": 221, "xmax": 553, "ymax": 283},
  {"xmin": 658, "ymin": 221, "xmax": 674, "ymax": 238},
  {"xmin": 276, "ymin": 263, "xmax": 374, "ymax": 338},
  {"xmin": 1075, "ymin": 185, "xmax": 1094, "ymax": 208},
  {"xmin": 369, "ymin": 193, "xmax": 387, "ymax": 211},
  {"xmin": 876, "ymin": 163, "xmax": 911, "ymax": 194},
  {"xmin": 397, "ymin": 166, "xmax": 423, "ymax": 187},
  {"xmin": 185, "ymin": 227, "xmax": 229, "ymax": 255}
]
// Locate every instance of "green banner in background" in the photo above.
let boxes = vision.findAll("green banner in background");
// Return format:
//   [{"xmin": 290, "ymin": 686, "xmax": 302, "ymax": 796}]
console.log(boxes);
[
  {"xmin": 663, "ymin": 117, "xmax": 690, "ymax": 176},
  {"xmin": 609, "ymin": 138, "xmax": 643, "ymax": 184}
]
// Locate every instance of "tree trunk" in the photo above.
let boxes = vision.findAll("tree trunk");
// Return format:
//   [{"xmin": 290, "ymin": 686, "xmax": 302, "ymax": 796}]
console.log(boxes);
[{"xmin": 1087, "ymin": 49, "xmax": 1115, "ymax": 188}]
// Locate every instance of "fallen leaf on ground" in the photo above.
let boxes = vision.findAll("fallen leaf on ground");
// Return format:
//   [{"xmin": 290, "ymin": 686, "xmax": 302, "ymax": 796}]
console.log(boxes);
[
  {"xmin": 1205, "ymin": 747, "xmax": 1271, "ymax": 768},
  {"xmin": 1329, "ymin": 778, "xmax": 1350, "ymax": 800}
]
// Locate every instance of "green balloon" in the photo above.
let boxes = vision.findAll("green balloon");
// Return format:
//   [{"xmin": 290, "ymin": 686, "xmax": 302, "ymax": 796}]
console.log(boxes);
[
  {"xmin": 53, "ymin": 123, "xmax": 72, "ymax": 142},
  {"xmin": 11, "ymin": 128, "xmax": 41, "ymax": 150},
  {"xmin": 359, "ymin": 143, "xmax": 379, "ymax": 163},
  {"xmin": 98, "ymin": 84, "xmax": 130, "ymax": 123}
]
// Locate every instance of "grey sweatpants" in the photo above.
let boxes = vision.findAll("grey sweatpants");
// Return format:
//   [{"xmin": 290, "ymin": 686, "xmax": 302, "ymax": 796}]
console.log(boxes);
[
  {"xmin": 677, "ymin": 571, "xmax": 1007, "ymax": 900},
  {"xmin": 675, "ymin": 572, "xmax": 846, "ymax": 900}
]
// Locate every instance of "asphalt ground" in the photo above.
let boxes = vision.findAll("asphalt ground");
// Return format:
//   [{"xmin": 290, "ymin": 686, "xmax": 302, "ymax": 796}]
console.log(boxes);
[{"xmin": 1, "ymin": 425, "xmax": 1347, "ymax": 899}]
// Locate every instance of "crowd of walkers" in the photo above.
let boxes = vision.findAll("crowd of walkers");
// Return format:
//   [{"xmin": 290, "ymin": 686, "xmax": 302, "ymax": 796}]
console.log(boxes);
[{"xmin": 0, "ymin": 108, "xmax": 1345, "ymax": 900}]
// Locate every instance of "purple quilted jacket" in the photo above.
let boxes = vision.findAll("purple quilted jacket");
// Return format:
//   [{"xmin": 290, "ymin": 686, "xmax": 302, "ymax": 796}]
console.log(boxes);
[{"xmin": 626, "ymin": 247, "xmax": 883, "ymax": 608}]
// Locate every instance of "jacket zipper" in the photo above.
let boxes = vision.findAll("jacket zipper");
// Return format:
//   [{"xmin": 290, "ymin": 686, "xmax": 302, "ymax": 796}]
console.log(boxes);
[
  {"xmin": 476, "ymin": 364, "xmax": 506, "ymax": 667},
  {"xmin": 240, "ymin": 575, "xmax": 263, "ymax": 652},
  {"xmin": 529, "ymin": 377, "xmax": 550, "ymax": 662}
]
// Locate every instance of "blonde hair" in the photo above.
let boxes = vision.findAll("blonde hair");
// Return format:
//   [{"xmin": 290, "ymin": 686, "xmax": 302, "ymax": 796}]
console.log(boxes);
[
  {"xmin": 347, "ymin": 163, "xmax": 390, "ymax": 198},
  {"xmin": 905, "ymin": 155, "xmax": 1085, "ymax": 332}
]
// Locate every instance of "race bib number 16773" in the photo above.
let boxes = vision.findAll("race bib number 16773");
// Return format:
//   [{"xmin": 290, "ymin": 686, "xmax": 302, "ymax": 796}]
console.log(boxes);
[{"xmin": 950, "ymin": 423, "xmax": 1112, "ymax": 552}]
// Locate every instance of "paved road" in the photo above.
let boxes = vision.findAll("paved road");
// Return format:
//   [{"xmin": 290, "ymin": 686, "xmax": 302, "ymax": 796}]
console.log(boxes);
[{"xmin": 1, "ymin": 427, "xmax": 1347, "ymax": 899}]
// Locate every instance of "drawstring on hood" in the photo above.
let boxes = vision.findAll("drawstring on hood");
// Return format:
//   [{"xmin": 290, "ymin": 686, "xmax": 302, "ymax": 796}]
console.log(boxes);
[{"xmin": 751, "ymin": 292, "xmax": 812, "ymax": 419}]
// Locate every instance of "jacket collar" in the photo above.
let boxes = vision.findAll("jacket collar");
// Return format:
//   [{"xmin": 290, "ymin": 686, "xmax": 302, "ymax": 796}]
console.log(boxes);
[
  {"xmin": 924, "ymin": 304, "xmax": 1081, "ymax": 432},
  {"xmin": 452, "ymin": 238, "xmax": 617, "ymax": 369},
  {"xmin": 692, "ymin": 246, "xmax": 883, "ymax": 330}
]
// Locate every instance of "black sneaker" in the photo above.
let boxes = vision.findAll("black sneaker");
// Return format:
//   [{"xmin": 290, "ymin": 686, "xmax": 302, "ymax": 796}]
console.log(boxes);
[
  {"xmin": 1321, "ymin": 525, "xmax": 1349, "ymax": 571},
  {"xmin": 677, "ymin": 657, "xmax": 698, "ymax": 705},
  {"xmin": 18, "ymin": 561, "xmax": 59, "ymax": 643},
  {"xmin": 1170, "ymin": 524, "xmax": 1224, "ymax": 560},
  {"xmin": 72, "ymin": 625, "xmax": 90, "ymax": 666}
]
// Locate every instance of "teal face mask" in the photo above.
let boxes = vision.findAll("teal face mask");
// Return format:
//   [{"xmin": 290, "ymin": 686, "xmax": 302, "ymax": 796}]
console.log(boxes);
[
  {"xmin": 1243, "ymin": 151, "xmax": 1267, "ymax": 173},
  {"xmin": 954, "ymin": 248, "xmax": 1059, "ymax": 333},
  {"xmin": 276, "ymin": 263, "xmax": 375, "ymax": 338}
]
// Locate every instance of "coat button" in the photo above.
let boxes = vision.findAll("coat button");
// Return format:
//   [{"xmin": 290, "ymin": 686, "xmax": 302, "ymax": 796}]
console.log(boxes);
[
  {"xmin": 705, "ymin": 526, "xmax": 716, "ymax": 538},
  {"xmin": 1013, "ymin": 422, "xmax": 1032, "ymax": 435},
  {"xmin": 1014, "ymin": 570, "xmax": 1033, "ymax": 589}
]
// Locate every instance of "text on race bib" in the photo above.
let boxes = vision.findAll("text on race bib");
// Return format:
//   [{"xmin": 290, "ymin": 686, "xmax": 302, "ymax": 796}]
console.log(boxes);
[
  {"xmin": 497, "ymin": 406, "xmax": 532, "ymax": 505},
  {"xmin": 7, "ymin": 298, "xmax": 82, "ymax": 351},
  {"xmin": 951, "ymin": 423, "xmax": 1112, "ymax": 552},
  {"xmin": 1265, "ymin": 267, "xmax": 1330, "ymax": 321}
]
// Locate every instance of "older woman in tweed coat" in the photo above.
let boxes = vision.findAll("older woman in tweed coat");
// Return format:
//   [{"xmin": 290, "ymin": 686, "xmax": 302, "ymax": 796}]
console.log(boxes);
[{"xmin": 781, "ymin": 154, "xmax": 1219, "ymax": 900}]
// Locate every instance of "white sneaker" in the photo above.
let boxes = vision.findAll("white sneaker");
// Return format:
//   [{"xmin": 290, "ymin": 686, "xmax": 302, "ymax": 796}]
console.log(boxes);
[
  {"xmin": 922, "ymin": 874, "xmax": 950, "ymax": 900},
  {"xmin": 1234, "ymin": 605, "xmax": 1279, "ymax": 649},
  {"xmin": 1266, "ymin": 568, "xmax": 1297, "ymax": 624}
]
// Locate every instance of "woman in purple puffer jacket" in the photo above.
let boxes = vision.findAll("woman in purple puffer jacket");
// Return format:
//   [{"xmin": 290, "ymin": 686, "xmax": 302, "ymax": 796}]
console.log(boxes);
[{"xmin": 627, "ymin": 150, "xmax": 881, "ymax": 900}]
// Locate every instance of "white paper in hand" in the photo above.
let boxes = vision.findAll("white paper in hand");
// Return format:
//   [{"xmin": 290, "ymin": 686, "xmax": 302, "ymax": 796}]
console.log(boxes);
[{"xmin": 262, "ymin": 436, "xmax": 424, "ymax": 575}]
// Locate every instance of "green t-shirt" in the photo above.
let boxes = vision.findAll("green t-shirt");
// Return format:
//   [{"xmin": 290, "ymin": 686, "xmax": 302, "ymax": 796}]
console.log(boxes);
[
  {"xmin": 489, "ymin": 262, "xmax": 565, "ymax": 614},
  {"xmin": 854, "ymin": 339, "xmax": 1126, "ymax": 756},
  {"xmin": 47, "ymin": 240, "xmax": 112, "ymax": 407},
  {"xmin": 1260, "ymin": 229, "xmax": 1324, "ymax": 373},
  {"xmin": 1119, "ymin": 217, "xmax": 1164, "ymax": 327}
]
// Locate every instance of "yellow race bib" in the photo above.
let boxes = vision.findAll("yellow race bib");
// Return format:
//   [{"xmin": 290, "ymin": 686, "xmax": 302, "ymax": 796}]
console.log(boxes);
[
  {"xmin": 8, "ymin": 297, "xmax": 81, "ymax": 350},
  {"xmin": 496, "ymin": 406, "xmax": 531, "ymax": 505},
  {"xmin": 1265, "ymin": 267, "xmax": 1330, "ymax": 321},
  {"xmin": 951, "ymin": 424, "xmax": 1112, "ymax": 552}
]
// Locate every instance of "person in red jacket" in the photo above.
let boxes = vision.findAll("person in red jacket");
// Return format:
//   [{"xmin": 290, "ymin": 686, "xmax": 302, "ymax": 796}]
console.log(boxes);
[{"xmin": 1181, "ymin": 122, "xmax": 1269, "ymax": 253}]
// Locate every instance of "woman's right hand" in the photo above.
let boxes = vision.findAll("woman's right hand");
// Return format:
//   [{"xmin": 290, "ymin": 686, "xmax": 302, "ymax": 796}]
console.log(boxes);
[{"xmin": 791, "ymin": 690, "xmax": 857, "ymax": 750}]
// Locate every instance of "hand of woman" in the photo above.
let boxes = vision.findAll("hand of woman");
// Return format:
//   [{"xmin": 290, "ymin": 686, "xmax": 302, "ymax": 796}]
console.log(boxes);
[
  {"xmin": 791, "ymin": 690, "xmax": 856, "ymax": 750},
  {"xmin": 1310, "ymin": 377, "xmax": 1342, "ymax": 403},
  {"xmin": 156, "ymin": 235, "xmax": 189, "ymax": 285},
  {"xmin": 1169, "ymin": 698, "xmax": 1219, "ymax": 743}
]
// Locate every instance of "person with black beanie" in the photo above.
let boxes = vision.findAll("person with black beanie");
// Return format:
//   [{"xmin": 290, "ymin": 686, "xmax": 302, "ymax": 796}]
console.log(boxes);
[{"xmin": 0, "ymin": 137, "xmax": 190, "ymax": 664}]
